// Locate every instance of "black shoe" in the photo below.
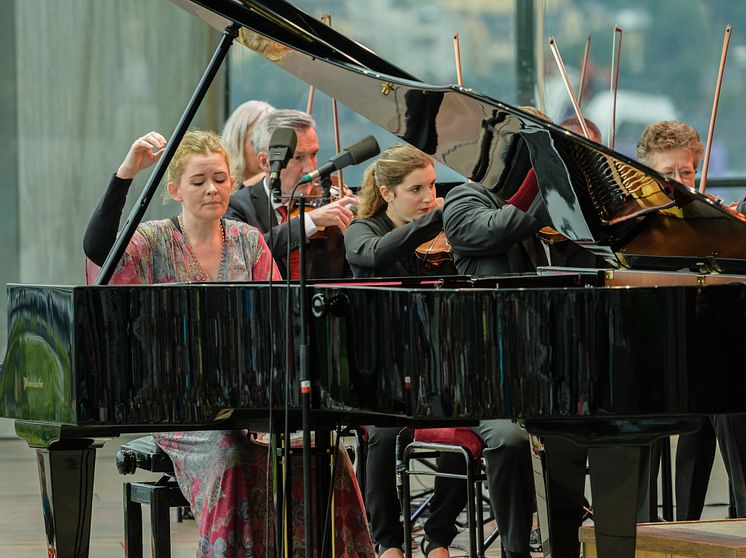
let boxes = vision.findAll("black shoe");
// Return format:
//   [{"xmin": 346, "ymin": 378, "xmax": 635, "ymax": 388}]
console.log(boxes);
[{"xmin": 420, "ymin": 536, "xmax": 447, "ymax": 557}]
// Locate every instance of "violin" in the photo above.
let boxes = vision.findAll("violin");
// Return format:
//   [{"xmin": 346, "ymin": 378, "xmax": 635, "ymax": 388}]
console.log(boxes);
[
  {"xmin": 288, "ymin": 174, "xmax": 357, "ymax": 238},
  {"xmin": 415, "ymin": 230, "xmax": 454, "ymax": 269}
]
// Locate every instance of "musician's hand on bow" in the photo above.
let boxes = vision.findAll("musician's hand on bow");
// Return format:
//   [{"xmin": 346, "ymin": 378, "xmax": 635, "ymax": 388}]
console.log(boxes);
[
  {"xmin": 116, "ymin": 132, "xmax": 167, "ymax": 180},
  {"xmin": 308, "ymin": 196, "xmax": 356, "ymax": 231},
  {"xmin": 434, "ymin": 197, "xmax": 445, "ymax": 209}
]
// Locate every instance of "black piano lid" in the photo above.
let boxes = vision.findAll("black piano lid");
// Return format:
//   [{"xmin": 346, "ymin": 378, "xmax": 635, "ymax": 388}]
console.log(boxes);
[{"xmin": 172, "ymin": 0, "xmax": 746, "ymax": 271}]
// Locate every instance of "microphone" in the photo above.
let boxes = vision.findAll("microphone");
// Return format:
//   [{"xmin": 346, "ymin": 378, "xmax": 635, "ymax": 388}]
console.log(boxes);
[
  {"xmin": 297, "ymin": 135, "xmax": 380, "ymax": 186},
  {"xmin": 267, "ymin": 127, "xmax": 298, "ymax": 203}
]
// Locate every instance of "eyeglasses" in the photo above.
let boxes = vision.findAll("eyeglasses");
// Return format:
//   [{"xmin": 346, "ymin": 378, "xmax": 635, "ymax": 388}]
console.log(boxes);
[{"xmin": 663, "ymin": 169, "xmax": 696, "ymax": 182}]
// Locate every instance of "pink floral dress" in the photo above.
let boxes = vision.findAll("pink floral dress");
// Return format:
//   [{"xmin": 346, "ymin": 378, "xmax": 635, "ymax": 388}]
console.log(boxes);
[{"xmin": 109, "ymin": 218, "xmax": 374, "ymax": 557}]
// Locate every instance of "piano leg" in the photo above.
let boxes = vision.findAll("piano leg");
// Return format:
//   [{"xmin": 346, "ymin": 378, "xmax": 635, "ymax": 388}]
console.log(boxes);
[
  {"xmin": 532, "ymin": 435, "xmax": 588, "ymax": 558},
  {"xmin": 587, "ymin": 446, "xmax": 643, "ymax": 558},
  {"xmin": 532, "ymin": 438, "xmax": 644, "ymax": 558},
  {"xmin": 35, "ymin": 442, "xmax": 97, "ymax": 558}
]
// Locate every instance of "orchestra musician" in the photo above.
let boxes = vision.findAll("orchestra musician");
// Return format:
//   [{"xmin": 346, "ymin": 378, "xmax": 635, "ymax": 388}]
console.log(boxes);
[
  {"xmin": 345, "ymin": 143, "xmax": 457, "ymax": 278},
  {"xmin": 221, "ymin": 99, "xmax": 275, "ymax": 188},
  {"xmin": 344, "ymin": 144, "xmax": 459, "ymax": 558},
  {"xmin": 83, "ymin": 130, "xmax": 375, "ymax": 557},
  {"xmin": 443, "ymin": 123, "xmax": 590, "ymax": 558},
  {"xmin": 224, "ymin": 109, "xmax": 356, "ymax": 279},
  {"xmin": 637, "ymin": 120, "xmax": 746, "ymax": 521}
]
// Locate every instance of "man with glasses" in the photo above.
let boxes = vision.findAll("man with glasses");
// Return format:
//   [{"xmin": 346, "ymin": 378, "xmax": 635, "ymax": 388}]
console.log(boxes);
[{"xmin": 636, "ymin": 120, "xmax": 746, "ymax": 521}]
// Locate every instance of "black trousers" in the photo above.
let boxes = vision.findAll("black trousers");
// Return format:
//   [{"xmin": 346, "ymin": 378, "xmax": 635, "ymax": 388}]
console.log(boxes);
[
  {"xmin": 676, "ymin": 414, "xmax": 746, "ymax": 520},
  {"xmin": 475, "ymin": 420, "xmax": 535, "ymax": 555},
  {"xmin": 365, "ymin": 426, "xmax": 467, "ymax": 551}
]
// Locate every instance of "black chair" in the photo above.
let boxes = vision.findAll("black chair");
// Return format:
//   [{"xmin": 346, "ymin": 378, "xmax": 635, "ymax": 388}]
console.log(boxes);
[{"xmin": 116, "ymin": 436, "xmax": 192, "ymax": 558}]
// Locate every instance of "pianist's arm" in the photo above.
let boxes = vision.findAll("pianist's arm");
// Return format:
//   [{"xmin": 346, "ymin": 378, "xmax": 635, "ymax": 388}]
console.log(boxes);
[
  {"xmin": 83, "ymin": 174, "xmax": 130, "ymax": 266},
  {"xmin": 443, "ymin": 182, "xmax": 546, "ymax": 256}
]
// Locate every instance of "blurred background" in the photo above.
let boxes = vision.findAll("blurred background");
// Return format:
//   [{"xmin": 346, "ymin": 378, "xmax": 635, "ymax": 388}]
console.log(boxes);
[{"xmin": 1, "ymin": 0, "xmax": 745, "ymax": 384}]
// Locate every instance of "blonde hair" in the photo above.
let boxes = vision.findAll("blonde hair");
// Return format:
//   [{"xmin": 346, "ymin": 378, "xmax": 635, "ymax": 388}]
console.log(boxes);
[
  {"xmin": 636, "ymin": 121, "xmax": 704, "ymax": 167},
  {"xmin": 356, "ymin": 144, "xmax": 434, "ymax": 219},
  {"xmin": 221, "ymin": 100, "xmax": 274, "ymax": 183},
  {"xmin": 164, "ymin": 130, "xmax": 230, "ymax": 202}
]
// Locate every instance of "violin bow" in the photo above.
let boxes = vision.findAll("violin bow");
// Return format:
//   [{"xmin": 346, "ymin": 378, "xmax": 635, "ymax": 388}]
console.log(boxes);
[
  {"xmin": 608, "ymin": 25, "xmax": 622, "ymax": 149},
  {"xmin": 322, "ymin": 13, "xmax": 345, "ymax": 192},
  {"xmin": 699, "ymin": 24, "xmax": 732, "ymax": 194},
  {"xmin": 577, "ymin": 34, "xmax": 591, "ymax": 108},
  {"xmin": 305, "ymin": 13, "xmax": 345, "ymax": 193},
  {"xmin": 548, "ymin": 36, "xmax": 591, "ymax": 139},
  {"xmin": 453, "ymin": 32, "xmax": 464, "ymax": 87}
]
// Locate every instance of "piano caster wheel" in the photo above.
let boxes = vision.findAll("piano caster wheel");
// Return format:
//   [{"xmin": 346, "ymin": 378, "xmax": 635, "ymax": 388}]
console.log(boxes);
[{"xmin": 311, "ymin": 293, "xmax": 349, "ymax": 318}]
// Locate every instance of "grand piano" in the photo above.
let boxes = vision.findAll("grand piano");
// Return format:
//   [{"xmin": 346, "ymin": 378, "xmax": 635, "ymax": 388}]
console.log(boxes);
[{"xmin": 2, "ymin": 1, "xmax": 746, "ymax": 557}]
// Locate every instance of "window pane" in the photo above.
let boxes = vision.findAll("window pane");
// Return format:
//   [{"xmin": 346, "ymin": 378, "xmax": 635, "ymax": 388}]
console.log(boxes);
[{"xmin": 542, "ymin": 0, "xmax": 746, "ymax": 202}]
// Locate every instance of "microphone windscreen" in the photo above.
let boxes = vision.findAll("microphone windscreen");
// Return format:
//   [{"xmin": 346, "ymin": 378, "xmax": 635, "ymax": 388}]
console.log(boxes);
[
  {"xmin": 269, "ymin": 127, "xmax": 298, "ymax": 152},
  {"xmin": 346, "ymin": 135, "xmax": 380, "ymax": 164}
]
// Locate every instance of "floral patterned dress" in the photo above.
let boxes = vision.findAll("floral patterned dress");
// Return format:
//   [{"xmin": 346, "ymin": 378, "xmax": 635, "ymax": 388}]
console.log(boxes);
[{"xmin": 110, "ymin": 218, "xmax": 374, "ymax": 557}]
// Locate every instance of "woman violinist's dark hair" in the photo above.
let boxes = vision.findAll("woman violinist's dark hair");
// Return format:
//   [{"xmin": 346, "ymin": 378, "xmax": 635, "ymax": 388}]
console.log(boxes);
[{"xmin": 356, "ymin": 143, "xmax": 434, "ymax": 219}]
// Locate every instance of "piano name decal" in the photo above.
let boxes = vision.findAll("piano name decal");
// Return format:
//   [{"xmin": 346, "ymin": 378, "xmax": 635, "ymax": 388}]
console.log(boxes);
[{"xmin": 23, "ymin": 377, "xmax": 44, "ymax": 390}]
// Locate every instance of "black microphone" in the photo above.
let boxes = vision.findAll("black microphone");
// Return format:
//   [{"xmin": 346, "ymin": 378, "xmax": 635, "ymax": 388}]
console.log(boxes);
[
  {"xmin": 268, "ymin": 127, "xmax": 298, "ymax": 203},
  {"xmin": 297, "ymin": 135, "xmax": 380, "ymax": 186}
]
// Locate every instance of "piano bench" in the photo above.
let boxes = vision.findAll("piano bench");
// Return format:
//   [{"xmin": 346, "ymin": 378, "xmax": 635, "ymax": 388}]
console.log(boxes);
[
  {"xmin": 398, "ymin": 428, "xmax": 498, "ymax": 558},
  {"xmin": 116, "ymin": 436, "xmax": 192, "ymax": 558}
]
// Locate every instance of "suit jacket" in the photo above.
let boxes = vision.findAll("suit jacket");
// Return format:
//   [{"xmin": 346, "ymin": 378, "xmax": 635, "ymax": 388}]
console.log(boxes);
[
  {"xmin": 443, "ymin": 182, "xmax": 599, "ymax": 276},
  {"xmin": 225, "ymin": 180, "xmax": 347, "ymax": 279},
  {"xmin": 738, "ymin": 196, "xmax": 746, "ymax": 215}
]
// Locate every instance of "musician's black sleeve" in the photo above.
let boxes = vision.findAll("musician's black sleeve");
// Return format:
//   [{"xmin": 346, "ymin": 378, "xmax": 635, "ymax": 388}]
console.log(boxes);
[
  {"xmin": 344, "ymin": 208, "xmax": 443, "ymax": 270},
  {"xmin": 83, "ymin": 175, "xmax": 131, "ymax": 266},
  {"xmin": 738, "ymin": 196, "xmax": 746, "ymax": 215},
  {"xmin": 443, "ymin": 183, "xmax": 545, "ymax": 256}
]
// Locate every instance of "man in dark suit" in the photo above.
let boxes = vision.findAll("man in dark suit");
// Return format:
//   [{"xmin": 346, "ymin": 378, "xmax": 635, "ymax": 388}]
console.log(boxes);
[
  {"xmin": 225, "ymin": 109, "xmax": 355, "ymax": 279},
  {"xmin": 442, "ymin": 129, "xmax": 589, "ymax": 558}
]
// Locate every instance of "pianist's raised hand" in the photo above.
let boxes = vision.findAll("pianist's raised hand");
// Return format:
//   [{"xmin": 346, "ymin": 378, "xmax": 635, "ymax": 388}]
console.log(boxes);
[{"xmin": 116, "ymin": 130, "xmax": 167, "ymax": 180}]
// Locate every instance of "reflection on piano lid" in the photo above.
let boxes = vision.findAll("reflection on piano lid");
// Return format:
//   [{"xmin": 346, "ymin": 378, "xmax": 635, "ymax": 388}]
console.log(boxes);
[{"xmin": 171, "ymin": 0, "xmax": 746, "ymax": 272}]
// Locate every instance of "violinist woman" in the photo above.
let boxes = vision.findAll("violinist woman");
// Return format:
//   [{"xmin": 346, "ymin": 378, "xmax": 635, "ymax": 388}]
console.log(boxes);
[
  {"xmin": 84, "ymin": 130, "xmax": 374, "ymax": 557},
  {"xmin": 344, "ymin": 143, "xmax": 457, "ymax": 278},
  {"xmin": 344, "ymin": 144, "xmax": 460, "ymax": 558}
]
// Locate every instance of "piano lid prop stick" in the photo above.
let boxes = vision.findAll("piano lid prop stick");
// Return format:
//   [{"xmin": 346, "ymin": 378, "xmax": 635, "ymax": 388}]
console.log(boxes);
[
  {"xmin": 548, "ymin": 36, "xmax": 591, "ymax": 139},
  {"xmin": 453, "ymin": 32, "xmax": 464, "ymax": 87},
  {"xmin": 699, "ymin": 24, "xmax": 732, "ymax": 194},
  {"xmin": 322, "ymin": 13, "xmax": 346, "ymax": 192},
  {"xmin": 608, "ymin": 25, "xmax": 622, "ymax": 149},
  {"xmin": 577, "ymin": 34, "xmax": 591, "ymax": 108}
]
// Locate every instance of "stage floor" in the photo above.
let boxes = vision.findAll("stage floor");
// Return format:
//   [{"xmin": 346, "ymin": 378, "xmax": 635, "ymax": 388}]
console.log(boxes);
[{"xmin": 0, "ymin": 432, "xmax": 731, "ymax": 557}]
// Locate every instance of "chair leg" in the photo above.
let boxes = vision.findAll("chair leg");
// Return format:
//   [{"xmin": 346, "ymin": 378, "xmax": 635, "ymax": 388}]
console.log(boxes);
[
  {"xmin": 401, "ymin": 446, "xmax": 413, "ymax": 558},
  {"xmin": 149, "ymin": 486, "xmax": 172, "ymax": 558},
  {"xmin": 476, "ymin": 479, "xmax": 486, "ymax": 558},
  {"xmin": 466, "ymin": 462, "xmax": 478, "ymax": 558},
  {"xmin": 124, "ymin": 483, "xmax": 144, "ymax": 558}
]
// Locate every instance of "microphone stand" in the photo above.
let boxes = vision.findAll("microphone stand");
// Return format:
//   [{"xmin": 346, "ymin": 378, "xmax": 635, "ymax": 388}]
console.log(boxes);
[
  {"xmin": 281, "ymin": 181, "xmax": 316, "ymax": 558},
  {"xmin": 296, "ymin": 194, "xmax": 314, "ymax": 558}
]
